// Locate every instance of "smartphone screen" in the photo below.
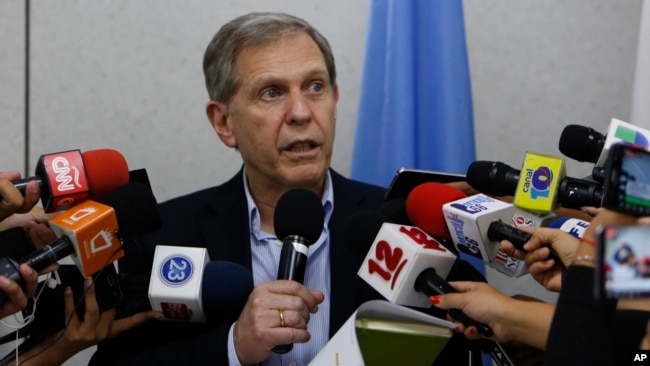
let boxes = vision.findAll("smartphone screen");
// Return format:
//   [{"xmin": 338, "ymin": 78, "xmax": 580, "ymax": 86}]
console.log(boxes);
[
  {"xmin": 603, "ymin": 144, "xmax": 650, "ymax": 216},
  {"xmin": 385, "ymin": 168, "xmax": 466, "ymax": 201},
  {"xmin": 598, "ymin": 225, "xmax": 650, "ymax": 299}
]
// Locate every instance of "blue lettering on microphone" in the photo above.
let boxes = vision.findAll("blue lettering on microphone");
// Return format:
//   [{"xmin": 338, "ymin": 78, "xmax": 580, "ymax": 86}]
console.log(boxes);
[
  {"xmin": 160, "ymin": 255, "xmax": 194, "ymax": 286},
  {"xmin": 449, "ymin": 195, "xmax": 493, "ymax": 215},
  {"xmin": 447, "ymin": 216, "xmax": 483, "ymax": 260},
  {"xmin": 568, "ymin": 227, "xmax": 581, "ymax": 237},
  {"xmin": 522, "ymin": 167, "xmax": 553, "ymax": 199},
  {"xmin": 505, "ymin": 257, "xmax": 519, "ymax": 270}
]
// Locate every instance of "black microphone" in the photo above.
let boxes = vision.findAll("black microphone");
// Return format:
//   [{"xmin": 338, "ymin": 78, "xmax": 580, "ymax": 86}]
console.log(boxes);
[
  {"xmin": 558, "ymin": 120, "xmax": 650, "ymax": 184},
  {"xmin": 272, "ymin": 188, "xmax": 325, "ymax": 354},
  {"xmin": 466, "ymin": 160, "xmax": 604, "ymax": 209},
  {"xmin": 558, "ymin": 124, "xmax": 606, "ymax": 163},
  {"xmin": 466, "ymin": 161, "xmax": 520, "ymax": 197},
  {"xmin": 378, "ymin": 198, "xmax": 411, "ymax": 226},
  {"xmin": 0, "ymin": 227, "xmax": 36, "ymax": 259}
]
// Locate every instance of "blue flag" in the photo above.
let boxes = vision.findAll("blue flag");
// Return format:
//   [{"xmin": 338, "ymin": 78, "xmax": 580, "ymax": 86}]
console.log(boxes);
[
  {"xmin": 351, "ymin": 0, "xmax": 476, "ymax": 188},
  {"xmin": 351, "ymin": 7, "xmax": 486, "ymax": 355}
]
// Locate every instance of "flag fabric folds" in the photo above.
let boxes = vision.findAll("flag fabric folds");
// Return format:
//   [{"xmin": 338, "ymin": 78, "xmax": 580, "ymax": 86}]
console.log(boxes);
[
  {"xmin": 351, "ymin": 4, "xmax": 486, "ymax": 336},
  {"xmin": 351, "ymin": 0, "xmax": 476, "ymax": 189}
]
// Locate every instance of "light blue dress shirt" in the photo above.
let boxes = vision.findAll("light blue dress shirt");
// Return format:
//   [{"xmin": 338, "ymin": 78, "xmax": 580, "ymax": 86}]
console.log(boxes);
[{"xmin": 227, "ymin": 170, "xmax": 334, "ymax": 366}]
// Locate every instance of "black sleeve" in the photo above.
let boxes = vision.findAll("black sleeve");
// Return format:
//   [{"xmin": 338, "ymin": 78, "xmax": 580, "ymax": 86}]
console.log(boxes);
[
  {"xmin": 90, "ymin": 322, "xmax": 231, "ymax": 366},
  {"xmin": 544, "ymin": 265, "xmax": 618, "ymax": 366},
  {"xmin": 611, "ymin": 309, "xmax": 650, "ymax": 355},
  {"xmin": 0, "ymin": 227, "xmax": 36, "ymax": 259}
]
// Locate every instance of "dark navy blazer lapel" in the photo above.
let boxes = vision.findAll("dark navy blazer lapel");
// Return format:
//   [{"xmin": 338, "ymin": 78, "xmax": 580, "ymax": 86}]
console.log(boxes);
[
  {"xmin": 183, "ymin": 168, "xmax": 384, "ymax": 337},
  {"xmin": 327, "ymin": 170, "xmax": 385, "ymax": 336},
  {"xmin": 197, "ymin": 169, "xmax": 253, "ymax": 272}
]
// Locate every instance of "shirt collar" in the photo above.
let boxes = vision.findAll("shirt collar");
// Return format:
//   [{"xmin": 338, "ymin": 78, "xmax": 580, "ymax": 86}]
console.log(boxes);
[{"xmin": 243, "ymin": 168, "xmax": 334, "ymax": 240}]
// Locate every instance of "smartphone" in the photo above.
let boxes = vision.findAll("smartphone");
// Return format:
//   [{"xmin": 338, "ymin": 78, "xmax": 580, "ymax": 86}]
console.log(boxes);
[
  {"xmin": 597, "ymin": 225, "xmax": 650, "ymax": 299},
  {"xmin": 385, "ymin": 168, "xmax": 466, "ymax": 201},
  {"xmin": 602, "ymin": 143, "xmax": 650, "ymax": 216}
]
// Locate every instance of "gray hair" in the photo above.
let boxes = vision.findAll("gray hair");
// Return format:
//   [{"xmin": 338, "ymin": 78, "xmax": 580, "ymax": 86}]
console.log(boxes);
[{"xmin": 202, "ymin": 12, "xmax": 337, "ymax": 104}]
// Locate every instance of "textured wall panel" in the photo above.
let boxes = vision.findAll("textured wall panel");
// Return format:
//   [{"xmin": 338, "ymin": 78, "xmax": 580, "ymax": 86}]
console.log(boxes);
[
  {"xmin": 0, "ymin": 2, "xmax": 25, "ymax": 173},
  {"xmin": 464, "ymin": 0, "xmax": 643, "ymax": 178},
  {"xmin": 29, "ymin": 0, "xmax": 369, "ymax": 203}
]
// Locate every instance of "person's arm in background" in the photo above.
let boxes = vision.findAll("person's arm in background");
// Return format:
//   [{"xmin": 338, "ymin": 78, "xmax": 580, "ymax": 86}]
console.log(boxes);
[
  {"xmin": 0, "ymin": 207, "xmax": 59, "ymax": 235},
  {"xmin": 0, "ymin": 171, "xmax": 57, "ymax": 316},
  {"xmin": 0, "ymin": 171, "xmax": 40, "ymax": 223},
  {"xmin": 543, "ymin": 209, "xmax": 637, "ymax": 366},
  {"xmin": 500, "ymin": 227, "xmax": 581, "ymax": 292}
]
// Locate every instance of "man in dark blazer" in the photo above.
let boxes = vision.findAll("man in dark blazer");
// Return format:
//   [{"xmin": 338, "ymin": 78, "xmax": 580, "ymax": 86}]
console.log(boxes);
[
  {"xmin": 91, "ymin": 12, "xmax": 388, "ymax": 365},
  {"xmin": 91, "ymin": 168, "xmax": 385, "ymax": 365},
  {"xmin": 90, "ymin": 11, "xmax": 485, "ymax": 365}
]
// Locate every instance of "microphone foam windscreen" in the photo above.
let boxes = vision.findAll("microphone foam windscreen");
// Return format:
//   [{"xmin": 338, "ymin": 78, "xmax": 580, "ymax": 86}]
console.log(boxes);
[
  {"xmin": 406, "ymin": 182, "xmax": 466, "ymax": 239},
  {"xmin": 98, "ymin": 181, "xmax": 161, "ymax": 238},
  {"xmin": 558, "ymin": 124, "xmax": 604, "ymax": 163},
  {"xmin": 201, "ymin": 260, "xmax": 254, "ymax": 324},
  {"xmin": 82, "ymin": 149, "xmax": 130, "ymax": 199},
  {"xmin": 378, "ymin": 198, "xmax": 411, "ymax": 225},
  {"xmin": 274, "ymin": 188, "xmax": 325, "ymax": 244},
  {"xmin": 344, "ymin": 210, "xmax": 389, "ymax": 260},
  {"xmin": 466, "ymin": 161, "xmax": 515, "ymax": 197}
]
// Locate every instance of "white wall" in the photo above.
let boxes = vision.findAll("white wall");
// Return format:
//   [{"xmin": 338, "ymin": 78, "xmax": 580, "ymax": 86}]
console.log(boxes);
[
  {"xmin": 0, "ymin": 1, "xmax": 25, "ymax": 174},
  {"xmin": 465, "ymin": 1, "xmax": 642, "ymax": 178},
  {"xmin": 12, "ymin": 0, "xmax": 370, "ymax": 204},
  {"xmin": 0, "ymin": 1, "xmax": 644, "ymax": 364}
]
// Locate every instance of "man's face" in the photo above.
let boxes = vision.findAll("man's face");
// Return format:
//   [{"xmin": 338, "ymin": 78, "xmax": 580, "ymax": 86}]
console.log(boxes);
[{"xmin": 220, "ymin": 33, "xmax": 338, "ymax": 192}]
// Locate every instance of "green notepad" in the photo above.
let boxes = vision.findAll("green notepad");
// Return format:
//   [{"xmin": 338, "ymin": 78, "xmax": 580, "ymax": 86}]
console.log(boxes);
[{"xmin": 355, "ymin": 317, "xmax": 452, "ymax": 366}]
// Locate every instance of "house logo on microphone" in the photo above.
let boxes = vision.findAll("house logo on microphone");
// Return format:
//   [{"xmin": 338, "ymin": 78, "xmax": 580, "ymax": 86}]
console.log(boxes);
[
  {"xmin": 159, "ymin": 255, "xmax": 194, "ymax": 286},
  {"xmin": 445, "ymin": 214, "xmax": 483, "ymax": 260},
  {"xmin": 449, "ymin": 195, "xmax": 493, "ymax": 214}
]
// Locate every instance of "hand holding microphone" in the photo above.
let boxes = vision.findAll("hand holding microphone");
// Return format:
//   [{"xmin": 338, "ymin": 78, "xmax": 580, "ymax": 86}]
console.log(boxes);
[
  {"xmin": 0, "ymin": 181, "xmax": 161, "ymax": 307},
  {"xmin": 0, "ymin": 171, "xmax": 40, "ymax": 222},
  {"xmin": 499, "ymin": 227, "xmax": 581, "ymax": 293},
  {"xmin": 429, "ymin": 280, "xmax": 556, "ymax": 351},
  {"xmin": 0, "ymin": 262, "xmax": 40, "ymax": 319},
  {"xmin": 0, "ymin": 148, "xmax": 130, "ymax": 214},
  {"xmin": 233, "ymin": 189, "xmax": 325, "ymax": 365}
]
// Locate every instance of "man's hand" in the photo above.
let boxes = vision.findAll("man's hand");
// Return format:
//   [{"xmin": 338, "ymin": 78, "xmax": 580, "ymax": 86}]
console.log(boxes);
[
  {"xmin": 233, "ymin": 280, "xmax": 324, "ymax": 365},
  {"xmin": 0, "ymin": 171, "xmax": 40, "ymax": 222}
]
